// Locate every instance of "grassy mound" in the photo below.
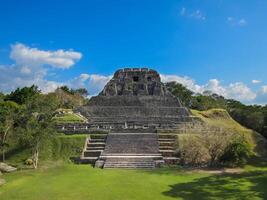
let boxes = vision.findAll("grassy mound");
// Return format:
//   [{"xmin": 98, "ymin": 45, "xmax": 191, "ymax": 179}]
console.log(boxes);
[
  {"xmin": 53, "ymin": 113, "xmax": 85, "ymax": 123},
  {"xmin": 191, "ymin": 109, "xmax": 267, "ymax": 156},
  {"xmin": 6, "ymin": 134, "xmax": 87, "ymax": 167}
]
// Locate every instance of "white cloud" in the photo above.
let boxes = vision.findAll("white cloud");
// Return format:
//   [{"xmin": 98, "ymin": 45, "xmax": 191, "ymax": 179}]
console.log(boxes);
[
  {"xmin": 10, "ymin": 43, "xmax": 82, "ymax": 69},
  {"xmin": 160, "ymin": 74, "xmax": 256, "ymax": 102},
  {"xmin": 0, "ymin": 64, "xmax": 62, "ymax": 93},
  {"xmin": 160, "ymin": 74, "xmax": 202, "ymax": 93},
  {"xmin": 262, "ymin": 86, "xmax": 267, "ymax": 94},
  {"xmin": 67, "ymin": 74, "xmax": 112, "ymax": 96},
  {"xmin": 238, "ymin": 19, "xmax": 247, "ymax": 26},
  {"xmin": 180, "ymin": 8, "xmax": 206, "ymax": 21},
  {"xmin": 20, "ymin": 66, "xmax": 32, "ymax": 74},
  {"xmin": 190, "ymin": 10, "xmax": 206, "ymax": 21},
  {"xmin": 0, "ymin": 43, "xmax": 82, "ymax": 94},
  {"xmin": 227, "ymin": 82, "xmax": 256, "ymax": 101},
  {"xmin": 227, "ymin": 17, "xmax": 247, "ymax": 27},
  {"xmin": 80, "ymin": 73, "xmax": 90, "ymax": 81},
  {"xmin": 252, "ymin": 80, "xmax": 261, "ymax": 84},
  {"xmin": 254, "ymin": 85, "xmax": 267, "ymax": 104}
]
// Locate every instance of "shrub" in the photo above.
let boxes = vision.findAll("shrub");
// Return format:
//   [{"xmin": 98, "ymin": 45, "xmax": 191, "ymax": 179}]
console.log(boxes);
[
  {"xmin": 178, "ymin": 135, "xmax": 209, "ymax": 166},
  {"xmin": 25, "ymin": 158, "xmax": 33, "ymax": 165},
  {"xmin": 219, "ymin": 135, "xmax": 252, "ymax": 166}
]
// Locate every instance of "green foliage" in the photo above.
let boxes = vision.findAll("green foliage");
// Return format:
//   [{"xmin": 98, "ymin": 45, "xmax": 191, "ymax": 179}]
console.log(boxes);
[
  {"xmin": 0, "ymin": 101, "xmax": 20, "ymax": 161},
  {"xmin": 5, "ymin": 85, "xmax": 40, "ymax": 104},
  {"xmin": 53, "ymin": 113, "xmax": 85, "ymax": 123},
  {"xmin": 53, "ymin": 88, "xmax": 86, "ymax": 109},
  {"xmin": 14, "ymin": 94, "xmax": 58, "ymax": 168},
  {"xmin": 165, "ymin": 82, "xmax": 193, "ymax": 107},
  {"xmin": 44, "ymin": 134, "xmax": 86, "ymax": 160},
  {"xmin": 59, "ymin": 86, "xmax": 88, "ymax": 97},
  {"xmin": 166, "ymin": 81, "xmax": 267, "ymax": 139},
  {"xmin": 0, "ymin": 92, "xmax": 4, "ymax": 102},
  {"xmin": 219, "ymin": 136, "xmax": 253, "ymax": 166}
]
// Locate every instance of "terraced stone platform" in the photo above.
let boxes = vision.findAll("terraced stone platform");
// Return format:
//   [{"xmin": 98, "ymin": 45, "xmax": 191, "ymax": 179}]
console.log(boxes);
[
  {"xmin": 74, "ymin": 68, "xmax": 196, "ymax": 168},
  {"xmin": 99, "ymin": 133, "xmax": 163, "ymax": 169}
]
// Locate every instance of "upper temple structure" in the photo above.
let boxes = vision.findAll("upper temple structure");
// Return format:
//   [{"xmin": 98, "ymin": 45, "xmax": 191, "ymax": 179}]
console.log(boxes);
[
  {"xmin": 76, "ymin": 68, "xmax": 194, "ymax": 132},
  {"xmin": 58, "ymin": 68, "xmax": 199, "ymax": 168}
]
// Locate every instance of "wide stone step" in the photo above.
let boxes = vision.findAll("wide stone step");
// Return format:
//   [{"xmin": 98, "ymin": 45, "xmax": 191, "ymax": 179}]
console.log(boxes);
[
  {"xmin": 104, "ymin": 162, "xmax": 155, "ymax": 169},
  {"xmin": 159, "ymin": 141, "xmax": 175, "ymax": 146},
  {"xmin": 90, "ymin": 135, "xmax": 107, "ymax": 139},
  {"xmin": 88, "ymin": 142, "xmax": 106, "ymax": 147},
  {"xmin": 158, "ymin": 138, "xmax": 176, "ymax": 142},
  {"xmin": 89, "ymin": 138, "xmax": 105, "ymax": 143},
  {"xmin": 158, "ymin": 134, "xmax": 177, "ymax": 139},
  {"xmin": 160, "ymin": 150, "xmax": 175, "ymax": 157},
  {"xmin": 86, "ymin": 146, "xmax": 105, "ymax": 150},
  {"xmin": 83, "ymin": 150, "xmax": 103, "ymax": 157},
  {"xmin": 103, "ymin": 133, "xmax": 159, "ymax": 154},
  {"xmin": 159, "ymin": 146, "xmax": 175, "ymax": 150},
  {"xmin": 80, "ymin": 157, "xmax": 99, "ymax": 164}
]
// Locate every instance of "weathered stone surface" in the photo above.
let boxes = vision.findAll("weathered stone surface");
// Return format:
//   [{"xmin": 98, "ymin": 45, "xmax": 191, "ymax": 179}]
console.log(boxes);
[
  {"xmin": 76, "ymin": 68, "xmax": 193, "ymax": 132},
  {"xmin": 103, "ymin": 133, "xmax": 159, "ymax": 154},
  {"xmin": 94, "ymin": 160, "xmax": 105, "ymax": 168},
  {"xmin": 101, "ymin": 68, "xmax": 167, "ymax": 96},
  {"xmin": 0, "ymin": 162, "xmax": 17, "ymax": 173},
  {"xmin": 75, "ymin": 68, "xmax": 195, "ymax": 168}
]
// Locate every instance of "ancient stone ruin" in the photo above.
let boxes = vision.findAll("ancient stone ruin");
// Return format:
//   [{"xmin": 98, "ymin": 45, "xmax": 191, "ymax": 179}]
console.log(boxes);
[
  {"xmin": 76, "ymin": 68, "xmax": 194, "ymax": 132},
  {"xmin": 59, "ymin": 68, "xmax": 198, "ymax": 168}
]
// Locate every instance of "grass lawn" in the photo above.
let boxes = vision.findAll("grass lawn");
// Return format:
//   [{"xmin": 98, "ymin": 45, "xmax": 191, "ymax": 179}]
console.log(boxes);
[
  {"xmin": 1, "ymin": 162, "xmax": 267, "ymax": 200},
  {"xmin": 53, "ymin": 113, "xmax": 85, "ymax": 123}
]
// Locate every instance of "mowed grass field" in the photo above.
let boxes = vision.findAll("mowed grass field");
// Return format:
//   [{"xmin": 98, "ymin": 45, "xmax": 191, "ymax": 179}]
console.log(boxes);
[{"xmin": 1, "ymin": 162, "xmax": 267, "ymax": 200}]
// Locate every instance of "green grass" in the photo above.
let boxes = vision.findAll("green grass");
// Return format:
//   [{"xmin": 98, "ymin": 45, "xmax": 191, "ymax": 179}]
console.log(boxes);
[
  {"xmin": 53, "ymin": 113, "xmax": 85, "ymax": 123},
  {"xmin": 1, "ymin": 162, "xmax": 267, "ymax": 200}
]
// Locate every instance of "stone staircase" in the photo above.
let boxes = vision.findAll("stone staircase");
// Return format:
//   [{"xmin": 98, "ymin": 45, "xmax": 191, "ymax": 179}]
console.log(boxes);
[
  {"xmin": 100, "ymin": 133, "xmax": 163, "ymax": 169},
  {"xmin": 80, "ymin": 134, "xmax": 107, "ymax": 163},
  {"xmin": 103, "ymin": 157, "xmax": 156, "ymax": 169},
  {"xmin": 158, "ymin": 134, "xmax": 179, "ymax": 164}
]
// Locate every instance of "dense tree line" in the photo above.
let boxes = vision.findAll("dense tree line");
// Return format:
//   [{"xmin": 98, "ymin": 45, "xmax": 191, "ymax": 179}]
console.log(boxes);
[
  {"xmin": 166, "ymin": 82, "xmax": 267, "ymax": 139},
  {"xmin": 0, "ymin": 85, "xmax": 88, "ymax": 167}
]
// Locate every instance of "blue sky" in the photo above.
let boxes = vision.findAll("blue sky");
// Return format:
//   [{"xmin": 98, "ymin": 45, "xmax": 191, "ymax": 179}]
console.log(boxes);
[{"xmin": 0, "ymin": 0, "xmax": 267, "ymax": 104}]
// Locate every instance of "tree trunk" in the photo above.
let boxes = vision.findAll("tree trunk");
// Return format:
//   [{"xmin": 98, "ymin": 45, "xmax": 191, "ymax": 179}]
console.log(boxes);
[
  {"xmin": 32, "ymin": 144, "xmax": 39, "ymax": 169},
  {"xmin": 2, "ymin": 149, "xmax": 5, "ymax": 162},
  {"xmin": 1, "ymin": 126, "xmax": 11, "ymax": 162}
]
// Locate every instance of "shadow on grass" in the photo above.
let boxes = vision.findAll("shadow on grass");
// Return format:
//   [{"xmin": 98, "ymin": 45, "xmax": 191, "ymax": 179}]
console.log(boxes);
[{"xmin": 162, "ymin": 171, "xmax": 267, "ymax": 200}]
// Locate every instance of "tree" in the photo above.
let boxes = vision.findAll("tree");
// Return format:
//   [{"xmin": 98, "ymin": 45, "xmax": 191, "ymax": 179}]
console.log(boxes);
[
  {"xmin": 72, "ymin": 88, "xmax": 89, "ymax": 97},
  {"xmin": 53, "ymin": 88, "xmax": 86, "ymax": 109},
  {"xmin": 0, "ymin": 101, "xmax": 19, "ymax": 161},
  {"xmin": 165, "ymin": 82, "xmax": 194, "ymax": 107},
  {"xmin": 59, "ymin": 85, "xmax": 72, "ymax": 94},
  {"xmin": 0, "ymin": 92, "xmax": 4, "ymax": 102},
  {"xmin": 17, "ymin": 95, "xmax": 56, "ymax": 169},
  {"xmin": 5, "ymin": 85, "xmax": 40, "ymax": 104}
]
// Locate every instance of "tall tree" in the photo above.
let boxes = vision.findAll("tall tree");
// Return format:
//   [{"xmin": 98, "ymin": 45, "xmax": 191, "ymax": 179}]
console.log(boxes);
[
  {"xmin": 5, "ymin": 85, "xmax": 40, "ymax": 105},
  {"xmin": 17, "ymin": 95, "xmax": 57, "ymax": 168},
  {"xmin": 0, "ymin": 101, "xmax": 19, "ymax": 161},
  {"xmin": 165, "ymin": 82, "xmax": 194, "ymax": 107}
]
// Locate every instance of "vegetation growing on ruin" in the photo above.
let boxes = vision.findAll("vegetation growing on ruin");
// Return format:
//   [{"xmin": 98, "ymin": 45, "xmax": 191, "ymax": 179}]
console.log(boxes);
[
  {"xmin": 0, "ymin": 84, "xmax": 266, "ymax": 169},
  {"xmin": 166, "ymin": 82, "xmax": 267, "ymax": 139},
  {"xmin": 53, "ymin": 113, "xmax": 85, "ymax": 123}
]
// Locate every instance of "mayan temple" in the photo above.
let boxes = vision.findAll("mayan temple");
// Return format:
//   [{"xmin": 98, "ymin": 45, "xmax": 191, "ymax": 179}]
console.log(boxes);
[{"xmin": 60, "ymin": 68, "xmax": 198, "ymax": 168}]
